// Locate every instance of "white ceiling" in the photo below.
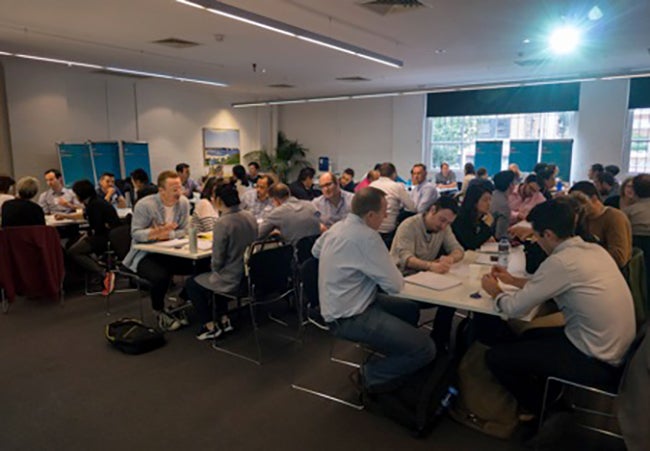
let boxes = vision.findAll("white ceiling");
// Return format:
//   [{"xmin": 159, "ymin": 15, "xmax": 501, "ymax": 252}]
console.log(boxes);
[{"xmin": 0, "ymin": 0, "xmax": 649, "ymax": 101}]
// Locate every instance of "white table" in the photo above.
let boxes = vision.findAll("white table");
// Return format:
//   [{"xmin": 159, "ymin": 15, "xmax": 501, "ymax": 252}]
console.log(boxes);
[
  {"xmin": 45, "ymin": 215, "xmax": 87, "ymax": 227},
  {"xmin": 394, "ymin": 248, "xmax": 528, "ymax": 319},
  {"xmin": 117, "ymin": 208, "xmax": 132, "ymax": 219},
  {"xmin": 133, "ymin": 239, "xmax": 212, "ymax": 260}
]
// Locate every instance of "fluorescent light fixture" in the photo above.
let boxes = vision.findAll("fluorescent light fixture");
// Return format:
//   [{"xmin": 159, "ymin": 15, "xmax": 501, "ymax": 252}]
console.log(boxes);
[
  {"xmin": 351, "ymin": 92, "xmax": 399, "ymax": 99},
  {"xmin": 267, "ymin": 99, "xmax": 307, "ymax": 105},
  {"xmin": 549, "ymin": 25, "xmax": 581, "ymax": 55},
  {"xmin": 233, "ymin": 102, "xmax": 268, "ymax": 108},
  {"xmin": 307, "ymin": 96, "xmax": 352, "ymax": 102},
  {"xmin": 177, "ymin": 0, "xmax": 403, "ymax": 68},
  {"xmin": 1, "ymin": 50, "xmax": 227, "ymax": 87}
]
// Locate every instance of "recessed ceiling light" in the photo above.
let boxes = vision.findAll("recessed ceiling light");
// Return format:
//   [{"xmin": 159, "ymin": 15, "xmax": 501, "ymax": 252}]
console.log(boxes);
[
  {"xmin": 522, "ymin": 38, "xmax": 531, "ymax": 44},
  {"xmin": 434, "ymin": 49, "xmax": 447, "ymax": 54},
  {"xmin": 588, "ymin": 6, "xmax": 603, "ymax": 21}
]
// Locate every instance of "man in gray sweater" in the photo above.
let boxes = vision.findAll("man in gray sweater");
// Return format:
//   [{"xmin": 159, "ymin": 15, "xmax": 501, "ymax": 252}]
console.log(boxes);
[
  {"xmin": 258, "ymin": 183, "xmax": 321, "ymax": 246},
  {"xmin": 490, "ymin": 170, "xmax": 516, "ymax": 240}
]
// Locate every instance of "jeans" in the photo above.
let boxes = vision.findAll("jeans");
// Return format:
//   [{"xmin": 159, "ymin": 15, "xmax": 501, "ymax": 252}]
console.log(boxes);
[
  {"xmin": 136, "ymin": 254, "xmax": 207, "ymax": 312},
  {"xmin": 485, "ymin": 327, "xmax": 622, "ymax": 414},
  {"xmin": 329, "ymin": 295, "xmax": 436, "ymax": 390},
  {"xmin": 67, "ymin": 235, "xmax": 105, "ymax": 277}
]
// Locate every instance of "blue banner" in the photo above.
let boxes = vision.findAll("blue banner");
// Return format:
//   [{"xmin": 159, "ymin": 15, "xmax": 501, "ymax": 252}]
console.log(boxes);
[
  {"xmin": 509, "ymin": 140, "xmax": 539, "ymax": 173},
  {"xmin": 474, "ymin": 141, "xmax": 503, "ymax": 177},
  {"xmin": 57, "ymin": 143, "xmax": 95, "ymax": 187},
  {"xmin": 122, "ymin": 141, "xmax": 151, "ymax": 181},
  {"xmin": 90, "ymin": 141, "xmax": 121, "ymax": 180},
  {"xmin": 541, "ymin": 139, "xmax": 573, "ymax": 181}
]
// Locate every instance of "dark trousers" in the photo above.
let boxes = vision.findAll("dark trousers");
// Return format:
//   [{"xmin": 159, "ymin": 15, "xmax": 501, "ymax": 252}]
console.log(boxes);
[
  {"xmin": 184, "ymin": 277, "xmax": 230, "ymax": 326},
  {"xmin": 136, "ymin": 254, "xmax": 206, "ymax": 311},
  {"xmin": 485, "ymin": 327, "xmax": 621, "ymax": 414},
  {"xmin": 67, "ymin": 235, "xmax": 106, "ymax": 277}
]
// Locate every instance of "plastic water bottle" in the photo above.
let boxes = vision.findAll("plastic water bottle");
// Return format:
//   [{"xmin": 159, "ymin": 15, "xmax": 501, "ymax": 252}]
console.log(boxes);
[
  {"xmin": 498, "ymin": 237, "xmax": 510, "ymax": 268},
  {"xmin": 188, "ymin": 226, "xmax": 198, "ymax": 254},
  {"xmin": 434, "ymin": 386, "xmax": 459, "ymax": 417},
  {"xmin": 556, "ymin": 179, "xmax": 563, "ymax": 192}
]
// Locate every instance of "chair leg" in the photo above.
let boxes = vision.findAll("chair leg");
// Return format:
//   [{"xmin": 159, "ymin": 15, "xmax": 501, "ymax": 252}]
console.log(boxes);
[{"xmin": 1, "ymin": 288, "xmax": 9, "ymax": 314}]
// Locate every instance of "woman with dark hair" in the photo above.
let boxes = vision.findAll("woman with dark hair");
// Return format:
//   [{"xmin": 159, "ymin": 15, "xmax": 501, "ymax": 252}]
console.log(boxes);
[
  {"xmin": 184, "ymin": 178, "xmax": 258, "ymax": 340},
  {"xmin": 232, "ymin": 164, "xmax": 251, "ymax": 200},
  {"xmin": 60, "ymin": 179, "xmax": 120, "ymax": 294},
  {"xmin": 534, "ymin": 164, "xmax": 555, "ymax": 200},
  {"xmin": 451, "ymin": 183, "xmax": 495, "ymax": 250},
  {"xmin": 191, "ymin": 176, "xmax": 220, "ymax": 232},
  {"xmin": 460, "ymin": 162, "xmax": 476, "ymax": 194}
]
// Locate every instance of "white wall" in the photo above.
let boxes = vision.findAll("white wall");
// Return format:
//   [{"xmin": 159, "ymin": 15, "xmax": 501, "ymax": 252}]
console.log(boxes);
[
  {"xmin": 3, "ymin": 60, "xmax": 263, "ymax": 182},
  {"xmin": 572, "ymin": 79, "xmax": 631, "ymax": 181},
  {"xmin": 278, "ymin": 95, "xmax": 426, "ymax": 181}
]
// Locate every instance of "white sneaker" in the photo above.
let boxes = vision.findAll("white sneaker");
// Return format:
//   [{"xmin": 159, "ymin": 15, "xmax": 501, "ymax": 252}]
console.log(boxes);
[
  {"xmin": 157, "ymin": 312, "xmax": 181, "ymax": 332},
  {"xmin": 221, "ymin": 317, "xmax": 234, "ymax": 333}
]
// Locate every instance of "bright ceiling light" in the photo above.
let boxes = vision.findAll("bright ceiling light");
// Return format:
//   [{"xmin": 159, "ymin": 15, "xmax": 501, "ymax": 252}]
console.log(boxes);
[
  {"xmin": 588, "ymin": 6, "xmax": 603, "ymax": 21},
  {"xmin": 549, "ymin": 25, "xmax": 581, "ymax": 55}
]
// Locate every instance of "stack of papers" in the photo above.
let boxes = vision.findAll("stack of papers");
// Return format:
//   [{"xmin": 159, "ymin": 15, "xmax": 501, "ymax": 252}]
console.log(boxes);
[
  {"xmin": 157, "ymin": 238, "xmax": 189, "ymax": 248},
  {"xmin": 405, "ymin": 272, "xmax": 462, "ymax": 291},
  {"xmin": 479, "ymin": 242, "xmax": 499, "ymax": 253},
  {"xmin": 197, "ymin": 240, "xmax": 212, "ymax": 251}
]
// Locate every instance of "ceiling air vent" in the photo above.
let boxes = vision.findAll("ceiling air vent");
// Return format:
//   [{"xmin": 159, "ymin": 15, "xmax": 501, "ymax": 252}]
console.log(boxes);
[
  {"xmin": 152, "ymin": 38, "xmax": 201, "ymax": 49},
  {"xmin": 268, "ymin": 84, "xmax": 295, "ymax": 88},
  {"xmin": 336, "ymin": 76, "xmax": 371, "ymax": 82},
  {"xmin": 359, "ymin": 0, "xmax": 427, "ymax": 16},
  {"xmin": 92, "ymin": 69, "xmax": 151, "ymax": 79}
]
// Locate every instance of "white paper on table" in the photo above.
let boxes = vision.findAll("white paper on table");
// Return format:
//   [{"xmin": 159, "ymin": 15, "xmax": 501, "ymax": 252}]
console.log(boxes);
[
  {"xmin": 197, "ymin": 240, "xmax": 212, "ymax": 251},
  {"xmin": 405, "ymin": 272, "xmax": 462, "ymax": 291},
  {"xmin": 479, "ymin": 242, "xmax": 499, "ymax": 253},
  {"xmin": 475, "ymin": 253, "xmax": 499, "ymax": 265},
  {"xmin": 156, "ymin": 238, "xmax": 189, "ymax": 248}
]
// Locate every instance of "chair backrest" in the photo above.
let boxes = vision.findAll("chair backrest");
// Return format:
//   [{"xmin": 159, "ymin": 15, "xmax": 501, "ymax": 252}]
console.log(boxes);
[
  {"xmin": 295, "ymin": 234, "xmax": 320, "ymax": 264},
  {"xmin": 108, "ymin": 224, "xmax": 133, "ymax": 261},
  {"xmin": 247, "ymin": 243, "xmax": 295, "ymax": 296},
  {"xmin": 2, "ymin": 225, "xmax": 64, "ymax": 300},
  {"xmin": 299, "ymin": 257, "xmax": 319, "ymax": 308},
  {"xmin": 625, "ymin": 247, "xmax": 648, "ymax": 326}
]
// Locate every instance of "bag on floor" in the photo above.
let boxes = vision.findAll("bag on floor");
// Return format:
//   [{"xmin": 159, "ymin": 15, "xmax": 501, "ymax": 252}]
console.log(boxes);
[
  {"xmin": 364, "ymin": 350, "xmax": 457, "ymax": 437},
  {"xmin": 105, "ymin": 318, "xmax": 166, "ymax": 355},
  {"xmin": 448, "ymin": 342, "xmax": 519, "ymax": 439}
]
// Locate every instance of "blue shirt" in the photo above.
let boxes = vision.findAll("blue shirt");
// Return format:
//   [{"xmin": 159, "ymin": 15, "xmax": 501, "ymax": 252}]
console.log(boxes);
[
  {"xmin": 312, "ymin": 190, "xmax": 354, "ymax": 228},
  {"xmin": 312, "ymin": 214, "xmax": 404, "ymax": 322},
  {"xmin": 409, "ymin": 181, "xmax": 439, "ymax": 213},
  {"xmin": 241, "ymin": 190, "xmax": 274, "ymax": 221},
  {"xmin": 38, "ymin": 187, "xmax": 79, "ymax": 214}
]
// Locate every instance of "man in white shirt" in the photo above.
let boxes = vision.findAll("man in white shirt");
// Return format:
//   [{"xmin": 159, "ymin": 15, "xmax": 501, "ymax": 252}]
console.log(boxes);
[
  {"xmin": 409, "ymin": 164, "xmax": 438, "ymax": 213},
  {"xmin": 369, "ymin": 162, "xmax": 416, "ymax": 248},
  {"xmin": 38, "ymin": 168, "xmax": 79, "ymax": 214},
  {"xmin": 312, "ymin": 187, "xmax": 436, "ymax": 394},
  {"xmin": 481, "ymin": 199, "xmax": 636, "ymax": 414},
  {"xmin": 312, "ymin": 172, "xmax": 354, "ymax": 232}
]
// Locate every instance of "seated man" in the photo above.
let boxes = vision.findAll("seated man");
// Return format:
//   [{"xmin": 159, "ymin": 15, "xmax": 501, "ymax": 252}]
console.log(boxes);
[
  {"xmin": 38, "ymin": 168, "xmax": 79, "ymax": 214},
  {"xmin": 482, "ymin": 200, "xmax": 636, "ymax": 414},
  {"xmin": 390, "ymin": 196, "xmax": 464, "ymax": 276},
  {"xmin": 176, "ymin": 163, "xmax": 201, "ymax": 198},
  {"xmin": 258, "ymin": 183, "xmax": 321, "ymax": 246},
  {"xmin": 312, "ymin": 172, "xmax": 354, "ymax": 231},
  {"xmin": 369, "ymin": 162, "xmax": 416, "ymax": 248},
  {"xmin": 289, "ymin": 167, "xmax": 321, "ymax": 201},
  {"xmin": 130, "ymin": 168, "xmax": 158, "ymax": 205},
  {"xmin": 339, "ymin": 168, "xmax": 356, "ymax": 193},
  {"xmin": 312, "ymin": 187, "xmax": 436, "ymax": 393},
  {"xmin": 241, "ymin": 174, "xmax": 274, "ymax": 221},
  {"xmin": 59, "ymin": 180, "xmax": 120, "ymax": 294},
  {"xmin": 569, "ymin": 181, "xmax": 632, "ymax": 268},
  {"xmin": 490, "ymin": 170, "xmax": 516, "ymax": 240},
  {"xmin": 435, "ymin": 162, "xmax": 457, "ymax": 190},
  {"xmin": 97, "ymin": 172, "xmax": 127, "ymax": 208},
  {"xmin": 623, "ymin": 173, "xmax": 650, "ymax": 237},
  {"xmin": 409, "ymin": 163, "xmax": 439, "ymax": 213},
  {"xmin": 123, "ymin": 170, "xmax": 204, "ymax": 331}
]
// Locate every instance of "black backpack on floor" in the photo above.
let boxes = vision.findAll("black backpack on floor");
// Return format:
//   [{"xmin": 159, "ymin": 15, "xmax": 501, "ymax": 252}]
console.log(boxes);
[
  {"xmin": 105, "ymin": 318, "xmax": 166, "ymax": 355},
  {"xmin": 364, "ymin": 350, "xmax": 457, "ymax": 437}
]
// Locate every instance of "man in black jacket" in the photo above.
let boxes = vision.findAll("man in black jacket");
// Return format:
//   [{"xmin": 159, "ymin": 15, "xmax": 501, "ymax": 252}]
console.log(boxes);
[{"xmin": 289, "ymin": 167, "xmax": 321, "ymax": 200}]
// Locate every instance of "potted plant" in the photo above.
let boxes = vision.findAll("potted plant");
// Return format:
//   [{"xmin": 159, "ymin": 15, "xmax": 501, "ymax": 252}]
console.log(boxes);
[{"xmin": 245, "ymin": 131, "xmax": 311, "ymax": 182}]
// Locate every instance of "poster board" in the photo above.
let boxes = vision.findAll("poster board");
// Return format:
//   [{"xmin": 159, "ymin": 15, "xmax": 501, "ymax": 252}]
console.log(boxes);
[
  {"xmin": 509, "ymin": 140, "xmax": 539, "ymax": 173},
  {"xmin": 474, "ymin": 141, "xmax": 503, "ymax": 177},
  {"xmin": 57, "ymin": 143, "xmax": 96, "ymax": 187},
  {"xmin": 122, "ymin": 141, "xmax": 151, "ymax": 181},
  {"xmin": 541, "ymin": 139, "xmax": 573, "ymax": 181},
  {"xmin": 90, "ymin": 141, "xmax": 121, "ymax": 180}
]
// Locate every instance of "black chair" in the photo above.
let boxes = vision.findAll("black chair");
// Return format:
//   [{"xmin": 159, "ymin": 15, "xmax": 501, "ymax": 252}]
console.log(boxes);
[
  {"xmin": 295, "ymin": 234, "xmax": 320, "ymax": 265},
  {"xmin": 103, "ymin": 225, "xmax": 148, "ymax": 318},
  {"xmin": 212, "ymin": 241, "xmax": 300, "ymax": 365},
  {"xmin": 291, "ymin": 256, "xmax": 364, "ymax": 410}
]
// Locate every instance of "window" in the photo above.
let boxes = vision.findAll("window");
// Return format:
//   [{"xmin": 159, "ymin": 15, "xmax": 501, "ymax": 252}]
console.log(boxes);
[
  {"xmin": 426, "ymin": 112, "xmax": 575, "ymax": 172},
  {"xmin": 629, "ymin": 108, "xmax": 650, "ymax": 173}
]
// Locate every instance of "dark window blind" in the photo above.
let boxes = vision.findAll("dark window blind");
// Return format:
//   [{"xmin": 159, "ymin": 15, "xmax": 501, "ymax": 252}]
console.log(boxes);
[{"xmin": 628, "ymin": 77, "xmax": 650, "ymax": 109}]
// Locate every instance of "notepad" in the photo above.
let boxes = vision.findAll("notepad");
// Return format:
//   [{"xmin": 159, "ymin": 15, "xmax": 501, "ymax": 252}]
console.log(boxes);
[
  {"xmin": 475, "ymin": 253, "xmax": 499, "ymax": 265},
  {"xmin": 404, "ymin": 272, "xmax": 462, "ymax": 291},
  {"xmin": 479, "ymin": 242, "xmax": 499, "ymax": 253},
  {"xmin": 197, "ymin": 240, "xmax": 212, "ymax": 251}
]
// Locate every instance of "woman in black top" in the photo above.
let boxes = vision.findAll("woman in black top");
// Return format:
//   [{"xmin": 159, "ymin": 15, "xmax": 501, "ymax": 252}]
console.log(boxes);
[
  {"xmin": 63, "ymin": 179, "xmax": 120, "ymax": 294},
  {"xmin": 451, "ymin": 183, "xmax": 495, "ymax": 250},
  {"xmin": 1, "ymin": 176, "xmax": 45, "ymax": 227}
]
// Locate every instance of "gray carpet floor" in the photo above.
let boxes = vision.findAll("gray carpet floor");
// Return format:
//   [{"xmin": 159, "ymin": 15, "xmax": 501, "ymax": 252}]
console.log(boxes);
[{"xmin": 0, "ymin": 290, "xmax": 622, "ymax": 451}]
